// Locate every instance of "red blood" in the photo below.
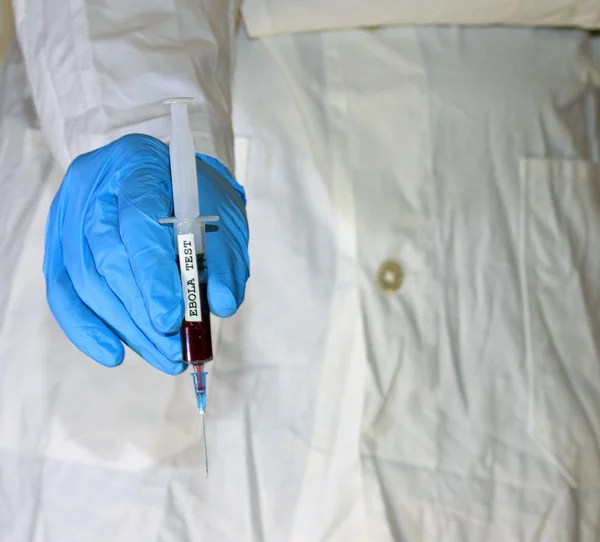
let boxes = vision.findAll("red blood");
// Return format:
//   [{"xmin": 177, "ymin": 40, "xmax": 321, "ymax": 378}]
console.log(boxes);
[{"xmin": 178, "ymin": 254, "xmax": 213, "ymax": 364}]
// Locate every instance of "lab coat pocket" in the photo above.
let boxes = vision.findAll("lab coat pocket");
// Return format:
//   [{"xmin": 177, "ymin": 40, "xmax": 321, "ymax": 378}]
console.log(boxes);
[{"xmin": 521, "ymin": 158, "xmax": 600, "ymax": 488}]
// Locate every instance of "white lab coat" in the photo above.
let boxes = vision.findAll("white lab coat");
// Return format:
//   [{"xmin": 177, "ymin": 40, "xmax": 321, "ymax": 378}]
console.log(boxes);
[{"xmin": 2, "ymin": 1, "xmax": 600, "ymax": 541}]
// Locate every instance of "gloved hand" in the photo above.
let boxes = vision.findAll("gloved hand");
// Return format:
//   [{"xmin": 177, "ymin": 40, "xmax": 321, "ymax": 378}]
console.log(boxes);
[{"xmin": 43, "ymin": 134, "xmax": 249, "ymax": 374}]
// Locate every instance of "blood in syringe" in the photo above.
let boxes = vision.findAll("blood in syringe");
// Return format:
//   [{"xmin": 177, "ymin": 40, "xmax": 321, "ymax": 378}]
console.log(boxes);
[{"xmin": 177, "ymin": 253, "xmax": 213, "ymax": 364}]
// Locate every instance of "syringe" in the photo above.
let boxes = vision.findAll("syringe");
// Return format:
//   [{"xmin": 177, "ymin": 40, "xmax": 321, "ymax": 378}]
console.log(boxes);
[{"xmin": 159, "ymin": 97, "xmax": 218, "ymax": 476}]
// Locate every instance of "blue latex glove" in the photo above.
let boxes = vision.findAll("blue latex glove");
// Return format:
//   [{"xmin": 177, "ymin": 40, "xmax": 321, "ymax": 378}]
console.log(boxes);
[{"xmin": 43, "ymin": 134, "xmax": 249, "ymax": 374}]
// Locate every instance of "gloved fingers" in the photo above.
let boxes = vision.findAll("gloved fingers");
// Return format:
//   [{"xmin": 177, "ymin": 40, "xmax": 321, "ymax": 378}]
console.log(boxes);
[
  {"xmin": 44, "ymin": 198, "xmax": 124, "ymax": 367},
  {"xmin": 195, "ymin": 158, "xmax": 250, "ymax": 318},
  {"xmin": 46, "ymin": 265, "xmax": 126, "ymax": 368},
  {"xmin": 70, "ymin": 267, "xmax": 185, "ymax": 375},
  {"xmin": 85, "ymin": 194, "xmax": 184, "ymax": 362},
  {"xmin": 61, "ymin": 229, "xmax": 185, "ymax": 375},
  {"xmin": 113, "ymin": 138, "xmax": 183, "ymax": 333}
]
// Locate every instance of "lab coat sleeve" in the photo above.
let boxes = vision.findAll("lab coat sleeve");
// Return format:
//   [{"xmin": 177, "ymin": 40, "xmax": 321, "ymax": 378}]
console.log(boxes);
[{"xmin": 10, "ymin": 0, "xmax": 240, "ymax": 172}]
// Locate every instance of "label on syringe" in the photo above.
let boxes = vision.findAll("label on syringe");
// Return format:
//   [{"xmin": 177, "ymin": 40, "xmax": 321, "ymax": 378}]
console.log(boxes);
[{"xmin": 177, "ymin": 233, "xmax": 203, "ymax": 322}]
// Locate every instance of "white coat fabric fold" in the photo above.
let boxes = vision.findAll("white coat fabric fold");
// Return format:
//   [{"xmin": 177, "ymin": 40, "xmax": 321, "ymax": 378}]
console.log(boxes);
[{"xmin": 10, "ymin": 0, "xmax": 240, "ymax": 171}]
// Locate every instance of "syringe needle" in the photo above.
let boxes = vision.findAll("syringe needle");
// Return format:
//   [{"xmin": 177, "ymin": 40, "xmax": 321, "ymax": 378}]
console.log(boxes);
[
  {"xmin": 200, "ymin": 409, "xmax": 208, "ymax": 477},
  {"xmin": 191, "ymin": 368, "xmax": 209, "ymax": 476}
]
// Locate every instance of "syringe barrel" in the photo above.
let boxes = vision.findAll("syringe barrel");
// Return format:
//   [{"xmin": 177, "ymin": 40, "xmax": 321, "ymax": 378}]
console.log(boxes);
[
  {"xmin": 163, "ymin": 98, "xmax": 201, "ymax": 219},
  {"xmin": 167, "ymin": 218, "xmax": 213, "ymax": 364},
  {"xmin": 160, "ymin": 98, "xmax": 218, "ymax": 366}
]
